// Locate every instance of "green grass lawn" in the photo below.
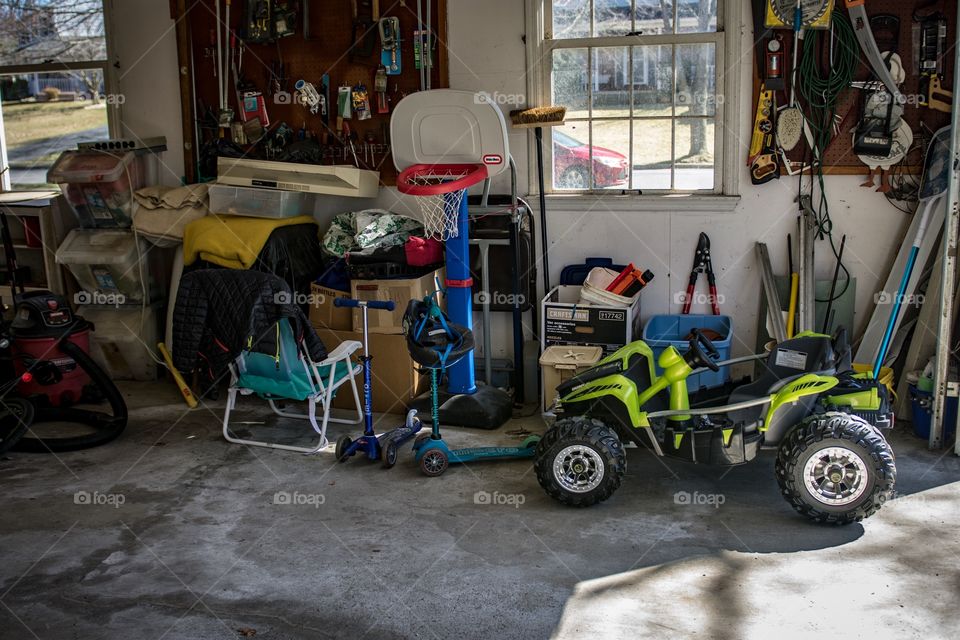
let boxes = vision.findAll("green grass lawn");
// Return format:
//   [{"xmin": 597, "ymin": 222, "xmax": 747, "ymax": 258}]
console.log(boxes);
[{"xmin": 2, "ymin": 100, "xmax": 108, "ymax": 151}]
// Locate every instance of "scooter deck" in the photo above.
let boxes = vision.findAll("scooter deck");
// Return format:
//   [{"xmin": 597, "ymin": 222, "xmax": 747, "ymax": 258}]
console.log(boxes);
[
  {"xmin": 379, "ymin": 424, "xmax": 422, "ymax": 447},
  {"xmin": 413, "ymin": 437, "xmax": 540, "ymax": 464}
]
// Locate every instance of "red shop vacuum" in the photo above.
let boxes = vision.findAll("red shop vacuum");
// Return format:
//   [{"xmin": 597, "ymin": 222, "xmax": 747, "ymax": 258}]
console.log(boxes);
[
  {"xmin": 10, "ymin": 292, "xmax": 92, "ymax": 406},
  {"xmin": 0, "ymin": 198, "xmax": 127, "ymax": 452}
]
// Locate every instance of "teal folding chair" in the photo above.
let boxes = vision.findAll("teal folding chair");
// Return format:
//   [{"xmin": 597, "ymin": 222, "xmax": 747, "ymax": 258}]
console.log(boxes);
[{"xmin": 222, "ymin": 318, "xmax": 363, "ymax": 454}]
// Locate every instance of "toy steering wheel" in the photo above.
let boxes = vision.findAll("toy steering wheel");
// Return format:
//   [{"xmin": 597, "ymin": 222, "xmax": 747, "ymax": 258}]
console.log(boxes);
[{"xmin": 688, "ymin": 328, "xmax": 721, "ymax": 372}]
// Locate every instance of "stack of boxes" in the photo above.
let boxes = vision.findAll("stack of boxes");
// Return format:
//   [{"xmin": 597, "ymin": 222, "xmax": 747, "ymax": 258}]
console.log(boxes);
[
  {"xmin": 538, "ymin": 263, "xmax": 647, "ymax": 415},
  {"xmin": 308, "ymin": 269, "xmax": 442, "ymax": 413},
  {"xmin": 48, "ymin": 149, "xmax": 165, "ymax": 381}
]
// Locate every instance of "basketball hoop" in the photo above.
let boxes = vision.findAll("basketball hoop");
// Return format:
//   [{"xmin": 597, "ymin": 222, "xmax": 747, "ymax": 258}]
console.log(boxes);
[{"xmin": 397, "ymin": 163, "xmax": 487, "ymax": 240}]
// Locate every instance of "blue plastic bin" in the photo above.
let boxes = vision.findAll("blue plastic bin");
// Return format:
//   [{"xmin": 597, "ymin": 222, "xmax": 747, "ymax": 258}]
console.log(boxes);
[
  {"xmin": 909, "ymin": 384, "xmax": 958, "ymax": 441},
  {"xmin": 642, "ymin": 314, "xmax": 733, "ymax": 391}
]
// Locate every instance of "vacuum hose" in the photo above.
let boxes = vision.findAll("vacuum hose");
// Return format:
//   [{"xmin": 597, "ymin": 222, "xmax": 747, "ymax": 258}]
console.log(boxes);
[{"xmin": 14, "ymin": 336, "xmax": 128, "ymax": 453}]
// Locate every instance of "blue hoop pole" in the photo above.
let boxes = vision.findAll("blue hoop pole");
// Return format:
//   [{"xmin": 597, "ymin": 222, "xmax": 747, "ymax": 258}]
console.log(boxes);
[{"xmin": 444, "ymin": 190, "xmax": 476, "ymax": 394}]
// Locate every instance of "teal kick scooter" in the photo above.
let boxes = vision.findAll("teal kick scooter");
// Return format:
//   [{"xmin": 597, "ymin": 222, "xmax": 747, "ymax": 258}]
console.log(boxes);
[{"xmin": 403, "ymin": 296, "xmax": 539, "ymax": 476}]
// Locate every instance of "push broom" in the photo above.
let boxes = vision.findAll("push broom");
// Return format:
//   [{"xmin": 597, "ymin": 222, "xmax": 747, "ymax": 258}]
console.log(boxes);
[{"xmin": 510, "ymin": 106, "xmax": 566, "ymax": 295}]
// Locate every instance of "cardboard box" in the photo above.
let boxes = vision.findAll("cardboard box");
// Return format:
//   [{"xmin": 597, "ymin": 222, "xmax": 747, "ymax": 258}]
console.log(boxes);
[
  {"xmin": 541, "ymin": 285, "xmax": 642, "ymax": 355},
  {"xmin": 308, "ymin": 284, "xmax": 353, "ymax": 331},
  {"xmin": 314, "ymin": 327, "xmax": 425, "ymax": 414},
  {"xmin": 351, "ymin": 269, "xmax": 443, "ymax": 334}
]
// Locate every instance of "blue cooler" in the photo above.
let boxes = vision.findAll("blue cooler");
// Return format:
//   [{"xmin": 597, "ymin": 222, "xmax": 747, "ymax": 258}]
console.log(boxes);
[
  {"xmin": 642, "ymin": 314, "xmax": 733, "ymax": 392},
  {"xmin": 909, "ymin": 384, "xmax": 958, "ymax": 441}
]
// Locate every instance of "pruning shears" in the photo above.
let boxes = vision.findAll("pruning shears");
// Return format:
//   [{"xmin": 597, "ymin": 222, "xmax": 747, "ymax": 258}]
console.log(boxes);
[{"xmin": 682, "ymin": 232, "xmax": 720, "ymax": 316}]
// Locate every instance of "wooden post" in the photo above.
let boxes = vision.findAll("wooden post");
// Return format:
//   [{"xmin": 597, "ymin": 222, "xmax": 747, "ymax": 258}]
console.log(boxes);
[{"xmin": 172, "ymin": 0, "xmax": 197, "ymax": 183}]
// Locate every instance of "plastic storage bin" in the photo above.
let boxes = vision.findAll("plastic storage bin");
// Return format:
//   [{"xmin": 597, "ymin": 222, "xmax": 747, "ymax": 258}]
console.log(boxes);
[
  {"xmin": 80, "ymin": 304, "xmax": 160, "ymax": 380},
  {"xmin": 540, "ymin": 345, "xmax": 603, "ymax": 415},
  {"xmin": 642, "ymin": 314, "xmax": 733, "ymax": 391},
  {"xmin": 56, "ymin": 229, "xmax": 150, "ymax": 302},
  {"xmin": 560, "ymin": 257, "xmax": 627, "ymax": 286},
  {"xmin": 908, "ymin": 384, "xmax": 958, "ymax": 441},
  {"xmin": 47, "ymin": 150, "xmax": 145, "ymax": 228},
  {"xmin": 208, "ymin": 183, "xmax": 316, "ymax": 218},
  {"xmin": 579, "ymin": 267, "xmax": 639, "ymax": 307}
]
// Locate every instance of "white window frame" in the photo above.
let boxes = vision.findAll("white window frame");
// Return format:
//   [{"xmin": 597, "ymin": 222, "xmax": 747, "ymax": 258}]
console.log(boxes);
[
  {"xmin": 524, "ymin": 0, "xmax": 741, "ymax": 211},
  {"xmin": 0, "ymin": 0, "xmax": 120, "ymax": 191}
]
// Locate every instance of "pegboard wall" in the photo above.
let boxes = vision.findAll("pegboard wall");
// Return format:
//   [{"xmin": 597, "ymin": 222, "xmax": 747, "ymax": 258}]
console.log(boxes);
[
  {"xmin": 176, "ymin": 0, "xmax": 447, "ymax": 185},
  {"xmin": 752, "ymin": 0, "xmax": 956, "ymax": 176}
]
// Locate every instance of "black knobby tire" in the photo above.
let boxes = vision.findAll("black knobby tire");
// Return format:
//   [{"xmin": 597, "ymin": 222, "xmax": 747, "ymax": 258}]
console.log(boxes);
[
  {"xmin": 335, "ymin": 436, "xmax": 352, "ymax": 462},
  {"xmin": 534, "ymin": 416, "xmax": 626, "ymax": 507},
  {"xmin": 775, "ymin": 411, "xmax": 896, "ymax": 525},
  {"xmin": 382, "ymin": 440, "xmax": 398, "ymax": 469}
]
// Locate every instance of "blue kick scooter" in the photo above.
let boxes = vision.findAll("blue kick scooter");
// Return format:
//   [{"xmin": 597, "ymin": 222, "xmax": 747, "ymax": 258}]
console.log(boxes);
[{"xmin": 333, "ymin": 298, "xmax": 423, "ymax": 468}]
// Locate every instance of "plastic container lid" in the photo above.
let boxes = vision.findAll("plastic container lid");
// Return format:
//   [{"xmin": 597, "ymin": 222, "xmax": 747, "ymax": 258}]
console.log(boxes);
[
  {"xmin": 47, "ymin": 150, "xmax": 137, "ymax": 184},
  {"xmin": 539, "ymin": 345, "xmax": 603, "ymax": 368},
  {"xmin": 55, "ymin": 228, "xmax": 140, "ymax": 265}
]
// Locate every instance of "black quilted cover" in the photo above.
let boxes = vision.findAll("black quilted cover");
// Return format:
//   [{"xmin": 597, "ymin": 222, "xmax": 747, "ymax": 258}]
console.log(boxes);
[{"xmin": 173, "ymin": 269, "xmax": 327, "ymax": 381}]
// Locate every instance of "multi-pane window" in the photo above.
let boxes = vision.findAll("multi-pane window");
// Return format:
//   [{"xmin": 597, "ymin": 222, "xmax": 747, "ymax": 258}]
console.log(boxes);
[
  {"xmin": 0, "ymin": 1, "xmax": 112, "ymax": 189},
  {"xmin": 544, "ymin": 1, "xmax": 723, "ymax": 193}
]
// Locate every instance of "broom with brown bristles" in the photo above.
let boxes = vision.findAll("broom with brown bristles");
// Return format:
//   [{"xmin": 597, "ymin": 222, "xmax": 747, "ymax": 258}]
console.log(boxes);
[
  {"xmin": 509, "ymin": 106, "xmax": 567, "ymax": 129},
  {"xmin": 510, "ymin": 106, "xmax": 566, "ymax": 295}
]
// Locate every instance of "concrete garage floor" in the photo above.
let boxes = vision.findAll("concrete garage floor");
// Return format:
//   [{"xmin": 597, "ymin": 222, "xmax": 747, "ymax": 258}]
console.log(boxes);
[{"xmin": 1, "ymin": 382, "xmax": 959, "ymax": 640}]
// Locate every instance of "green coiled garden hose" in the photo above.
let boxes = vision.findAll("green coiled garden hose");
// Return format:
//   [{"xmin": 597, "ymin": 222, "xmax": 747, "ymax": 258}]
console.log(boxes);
[{"xmin": 796, "ymin": 11, "xmax": 861, "ymax": 303}]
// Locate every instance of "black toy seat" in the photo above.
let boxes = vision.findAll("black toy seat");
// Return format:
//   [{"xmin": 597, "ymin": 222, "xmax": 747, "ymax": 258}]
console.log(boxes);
[{"xmin": 727, "ymin": 334, "xmax": 839, "ymax": 425}]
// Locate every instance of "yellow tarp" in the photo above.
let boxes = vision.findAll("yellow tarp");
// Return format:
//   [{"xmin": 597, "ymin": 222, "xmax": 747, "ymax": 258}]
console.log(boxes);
[{"xmin": 183, "ymin": 214, "xmax": 317, "ymax": 269}]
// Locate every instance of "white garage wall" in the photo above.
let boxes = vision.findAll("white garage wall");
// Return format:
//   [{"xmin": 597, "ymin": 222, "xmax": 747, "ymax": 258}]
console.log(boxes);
[{"xmin": 113, "ymin": 0, "xmax": 909, "ymax": 366}]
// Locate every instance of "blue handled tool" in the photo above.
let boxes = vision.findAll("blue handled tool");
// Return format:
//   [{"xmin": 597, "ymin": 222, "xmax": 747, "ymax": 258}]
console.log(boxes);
[
  {"xmin": 332, "ymin": 297, "xmax": 422, "ymax": 468},
  {"xmin": 872, "ymin": 126, "xmax": 951, "ymax": 376}
]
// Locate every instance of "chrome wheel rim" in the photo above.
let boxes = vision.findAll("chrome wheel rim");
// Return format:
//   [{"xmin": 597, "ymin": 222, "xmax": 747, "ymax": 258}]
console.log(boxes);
[
  {"xmin": 553, "ymin": 445, "xmax": 604, "ymax": 494},
  {"xmin": 803, "ymin": 446, "xmax": 869, "ymax": 506}
]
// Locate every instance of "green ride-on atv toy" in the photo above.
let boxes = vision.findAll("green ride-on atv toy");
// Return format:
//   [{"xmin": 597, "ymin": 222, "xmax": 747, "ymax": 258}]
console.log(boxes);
[{"xmin": 535, "ymin": 329, "xmax": 897, "ymax": 524}]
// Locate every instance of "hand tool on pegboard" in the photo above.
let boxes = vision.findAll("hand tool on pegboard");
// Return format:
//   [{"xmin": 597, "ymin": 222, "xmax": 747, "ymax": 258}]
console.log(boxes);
[
  {"xmin": 379, "ymin": 16, "xmax": 402, "ymax": 74},
  {"xmin": 765, "ymin": 35, "xmax": 786, "ymax": 91},
  {"xmin": 303, "ymin": 0, "xmax": 317, "ymax": 40},
  {"xmin": 915, "ymin": 6, "xmax": 952, "ymax": 112},
  {"xmin": 681, "ymin": 233, "xmax": 721, "ymax": 316},
  {"xmin": 748, "ymin": 86, "xmax": 774, "ymax": 165},
  {"xmin": 350, "ymin": 0, "xmax": 379, "ymax": 63},
  {"xmin": 245, "ymin": 0, "xmax": 273, "ymax": 44},
  {"xmin": 375, "ymin": 66, "xmax": 389, "ymax": 113},
  {"xmin": 273, "ymin": 1, "xmax": 297, "ymax": 38},
  {"xmin": 748, "ymin": 85, "xmax": 780, "ymax": 184}
]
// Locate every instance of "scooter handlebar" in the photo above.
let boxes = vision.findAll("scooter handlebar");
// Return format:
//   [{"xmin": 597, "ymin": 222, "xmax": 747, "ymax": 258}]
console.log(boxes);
[{"xmin": 333, "ymin": 298, "xmax": 395, "ymax": 311}]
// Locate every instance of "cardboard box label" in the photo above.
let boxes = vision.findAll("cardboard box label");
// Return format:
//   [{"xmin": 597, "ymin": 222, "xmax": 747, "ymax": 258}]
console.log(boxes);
[{"xmin": 542, "ymin": 286, "xmax": 641, "ymax": 355}]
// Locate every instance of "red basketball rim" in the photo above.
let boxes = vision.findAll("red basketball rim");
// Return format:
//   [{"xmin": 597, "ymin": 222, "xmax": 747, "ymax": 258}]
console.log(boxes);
[{"xmin": 396, "ymin": 163, "xmax": 488, "ymax": 195}]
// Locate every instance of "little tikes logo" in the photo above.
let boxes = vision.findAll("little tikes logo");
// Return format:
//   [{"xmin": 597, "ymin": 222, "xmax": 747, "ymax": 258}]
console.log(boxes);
[{"xmin": 483, "ymin": 154, "xmax": 503, "ymax": 165}]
